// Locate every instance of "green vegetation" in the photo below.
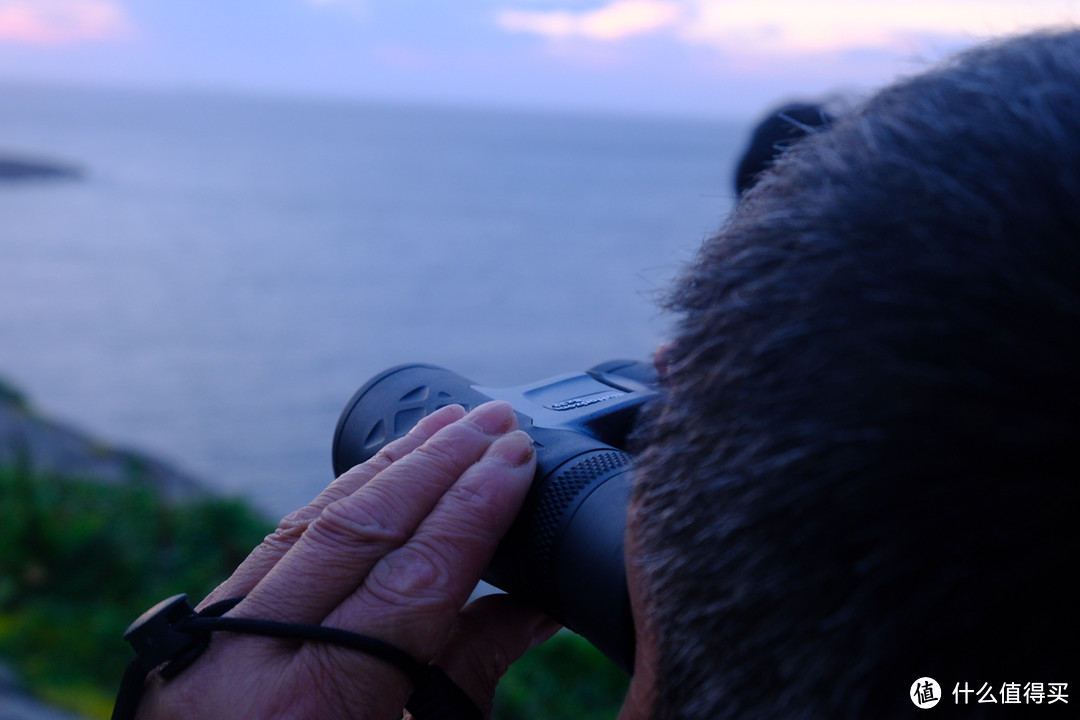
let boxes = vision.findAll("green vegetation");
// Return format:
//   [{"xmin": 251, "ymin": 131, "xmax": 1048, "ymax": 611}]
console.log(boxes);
[
  {"xmin": 494, "ymin": 630, "xmax": 629, "ymax": 719},
  {"xmin": 0, "ymin": 461, "xmax": 629, "ymax": 719},
  {"xmin": 0, "ymin": 462, "xmax": 271, "ymax": 718}
]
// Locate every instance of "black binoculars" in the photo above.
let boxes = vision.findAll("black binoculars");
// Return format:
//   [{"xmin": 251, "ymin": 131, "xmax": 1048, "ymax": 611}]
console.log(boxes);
[{"xmin": 332, "ymin": 360, "xmax": 658, "ymax": 673}]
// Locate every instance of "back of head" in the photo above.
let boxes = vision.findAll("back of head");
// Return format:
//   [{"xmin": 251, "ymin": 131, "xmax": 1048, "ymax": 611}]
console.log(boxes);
[{"xmin": 632, "ymin": 29, "xmax": 1079, "ymax": 719}]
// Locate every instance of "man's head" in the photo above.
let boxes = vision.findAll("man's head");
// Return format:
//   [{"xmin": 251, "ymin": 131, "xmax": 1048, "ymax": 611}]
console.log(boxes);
[{"xmin": 627, "ymin": 29, "xmax": 1078, "ymax": 719}]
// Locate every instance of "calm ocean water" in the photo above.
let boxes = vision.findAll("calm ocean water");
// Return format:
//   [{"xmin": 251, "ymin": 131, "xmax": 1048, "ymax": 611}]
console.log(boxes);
[{"xmin": 0, "ymin": 83, "xmax": 746, "ymax": 516}]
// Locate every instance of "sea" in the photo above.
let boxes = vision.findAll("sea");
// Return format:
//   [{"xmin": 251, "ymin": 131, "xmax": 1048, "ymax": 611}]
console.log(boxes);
[{"xmin": 0, "ymin": 83, "xmax": 748, "ymax": 517}]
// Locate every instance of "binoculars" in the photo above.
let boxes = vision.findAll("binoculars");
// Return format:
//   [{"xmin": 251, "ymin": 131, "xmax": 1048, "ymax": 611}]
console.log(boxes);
[{"xmin": 332, "ymin": 360, "xmax": 658, "ymax": 673}]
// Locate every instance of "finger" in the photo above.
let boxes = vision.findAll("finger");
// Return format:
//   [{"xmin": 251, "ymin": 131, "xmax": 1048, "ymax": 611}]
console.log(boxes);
[
  {"xmin": 318, "ymin": 427, "xmax": 536, "ymax": 660},
  {"xmin": 307, "ymin": 403, "xmax": 471, "ymax": 519},
  {"xmin": 200, "ymin": 404, "xmax": 467, "ymax": 608},
  {"xmin": 431, "ymin": 594, "xmax": 561, "ymax": 717},
  {"xmin": 237, "ymin": 401, "xmax": 521, "ymax": 623}
]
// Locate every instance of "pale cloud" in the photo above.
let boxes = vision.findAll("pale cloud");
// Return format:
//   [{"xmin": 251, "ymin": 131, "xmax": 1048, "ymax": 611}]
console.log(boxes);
[
  {"xmin": 0, "ymin": 0, "xmax": 132, "ymax": 45},
  {"xmin": 497, "ymin": 0, "xmax": 684, "ymax": 41},
  {"xmin": 679, "ymin": 0, "xmax": 1080, "ymax": 54},
  {"xmin": 496, "ymin": 0, "xmax": 1080, "ymax": 54}
]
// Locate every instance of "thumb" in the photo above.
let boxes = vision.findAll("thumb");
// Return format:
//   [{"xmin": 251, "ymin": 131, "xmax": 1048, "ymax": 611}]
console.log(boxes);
[{"xmin": 432, "ymin": 593, "xmax": 561, "ymax": 717}]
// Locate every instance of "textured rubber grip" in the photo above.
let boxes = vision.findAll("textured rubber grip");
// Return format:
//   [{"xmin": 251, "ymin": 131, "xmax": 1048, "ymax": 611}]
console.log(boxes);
[
  {"xmin": 522, "ymin": 449, "xmax": 632, "ymax": 591},
  {"xmin": 332, "ymin": 364, "xmax": 491, "ymax": 476}
]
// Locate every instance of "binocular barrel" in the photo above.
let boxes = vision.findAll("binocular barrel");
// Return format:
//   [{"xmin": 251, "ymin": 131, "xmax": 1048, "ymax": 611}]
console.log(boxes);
[{"xmin": 332, "ymin": 361, "xmax": 657, "ymax": 673}]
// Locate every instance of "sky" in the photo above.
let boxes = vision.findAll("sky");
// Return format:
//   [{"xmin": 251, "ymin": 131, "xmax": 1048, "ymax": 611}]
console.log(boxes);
[{"xmin": 1, "ymin": 0, "xmax": 1079, "ymax": 119}]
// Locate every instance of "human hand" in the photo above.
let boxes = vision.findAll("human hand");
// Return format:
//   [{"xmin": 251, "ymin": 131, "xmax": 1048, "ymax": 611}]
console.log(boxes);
[{"xmin": 135, "ymin": 401, "xmax": 559, "ymax": 719}]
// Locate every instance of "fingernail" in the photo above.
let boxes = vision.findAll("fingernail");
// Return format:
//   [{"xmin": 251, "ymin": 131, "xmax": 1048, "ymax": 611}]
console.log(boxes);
[
  {"xmin": 484, "ymin": 430, "xmax": 536, "ymax": 468},
  {"xmin": 467, "ymin": 401, "xmax": 517, "ymax": 436}
]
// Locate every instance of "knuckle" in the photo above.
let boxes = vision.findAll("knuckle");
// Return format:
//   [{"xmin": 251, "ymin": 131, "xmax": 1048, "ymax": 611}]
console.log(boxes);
[
  {"xmin": 367, "ymin": 443, "xmax": 402, "ymax": 468},
  {"xmin": 307, "ymin": 491, "xmax": 412, "ymax": 552},
  {"xmin": 245, "ymin": 510, "xmax": 313, "ymax": 561},
  {"xmin": 369, "ymin": 446, "xmax": 398, "ymax": 467},
  {"xmin": 250, "ymin": 530, "xmax": 296, "ymax": 564},
  {"xmin": 365, "ymin": 543, "xmax": 457, "ymax": 610},
  {"xmin": 276, "ymin": 505, "xmax": 318, "ymax": 536}
]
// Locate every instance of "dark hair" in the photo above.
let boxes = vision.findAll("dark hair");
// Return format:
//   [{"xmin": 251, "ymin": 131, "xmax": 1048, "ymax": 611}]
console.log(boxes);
[{"xmin": 632, "ymin": 29, "xmax": 1079, "ymax": 719}]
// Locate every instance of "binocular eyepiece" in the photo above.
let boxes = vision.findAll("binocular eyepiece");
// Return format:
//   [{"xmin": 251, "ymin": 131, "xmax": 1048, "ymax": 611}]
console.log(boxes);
[{"xmin": 332, "ymin": 360, "xmax": 658, "ymax": 673}]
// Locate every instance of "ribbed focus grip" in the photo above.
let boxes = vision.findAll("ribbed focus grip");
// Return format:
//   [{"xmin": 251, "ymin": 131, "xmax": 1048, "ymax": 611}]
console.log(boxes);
[
  {"xmin": 485, "ymin": 446, "xmax": 635, "ymax": 671},
  {"xmin": 523, "ymin": 450, "xmax": 632, "ymax": 594}
]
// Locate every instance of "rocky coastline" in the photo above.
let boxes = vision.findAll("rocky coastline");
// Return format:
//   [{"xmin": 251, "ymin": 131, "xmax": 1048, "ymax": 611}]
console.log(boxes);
[{"xmin": 0, "ymin": 379, "xmax": 206, "ymax": 503}]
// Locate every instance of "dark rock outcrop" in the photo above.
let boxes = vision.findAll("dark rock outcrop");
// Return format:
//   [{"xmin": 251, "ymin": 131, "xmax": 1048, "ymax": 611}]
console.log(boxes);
[
  {"xmin": 0, "ymin": 157, "xmax": 82, "ymax": 182},
  {"xmin": 0, "ymin": 378, "xmax": 206, "ymax": 502}
]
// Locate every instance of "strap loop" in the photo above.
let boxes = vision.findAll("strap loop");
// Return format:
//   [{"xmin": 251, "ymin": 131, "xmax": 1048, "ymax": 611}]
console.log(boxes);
[{"xmin": 122, "ymin": 594, "xmax": 207, "ymax": 677}]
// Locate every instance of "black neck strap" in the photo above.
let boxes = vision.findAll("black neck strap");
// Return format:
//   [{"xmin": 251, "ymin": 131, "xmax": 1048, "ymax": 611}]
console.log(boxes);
[{"xmin": 112, "ymin": 594, "xmax": 481, "ymax": 720}]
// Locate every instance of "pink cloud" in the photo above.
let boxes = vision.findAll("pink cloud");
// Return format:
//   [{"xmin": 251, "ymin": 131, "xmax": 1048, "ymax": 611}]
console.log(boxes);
[
  {"xmin": 497, "ymin": 0, "xmax": 684, "ymax": 41},
  {"xmin": 0, "ymin": 0, "xmax": 132, "ymax": 45}
]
